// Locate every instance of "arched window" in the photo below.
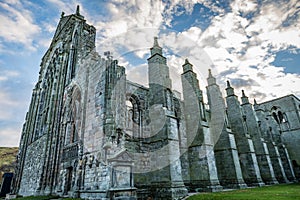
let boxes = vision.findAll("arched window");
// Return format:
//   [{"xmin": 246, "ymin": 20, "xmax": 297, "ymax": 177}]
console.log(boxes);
[
  {"xmin": 272, "ymin": 112, "xmax": 279, "ymax": 123},
  {"xmin": 166, "ymin": 89, "xmax": 172, "ymax": 110},
  {"xmin": 65, "ymin": 86, "xmax": 81, "ymax": 145},
  {"xmin": 271, "ymin": 106, "xmax": 290, "ymax": 130},
  {"xmin": 126, "ymin": 100, "xmax": 134, "ymax": 130},
  {"xmin": 278, "ymin": 111, "xmax": 284, "ymax": 123},
  {"xmin": 125, "ymin": 94, "xmax": 141, "ymax": 138},
  {"xmin": 70, "ymin": 32, "xmax": 79, "ymax": 80}
]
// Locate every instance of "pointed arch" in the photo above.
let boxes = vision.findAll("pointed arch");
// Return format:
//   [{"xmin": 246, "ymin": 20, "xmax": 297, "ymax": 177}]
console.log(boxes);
[
  {"xmin": 125, "ymin": 93, "xmax": 142, "ymax": 138},
  {"xmin": 270, "ymin": 105, "xmax": 290, "ymax": 130},
  {"xmin": 64, "ymin": 84, "xmax": 82, "ymax": 145},
  {"xmin": 69, "ymin": 31, "xmax": 79, "ymax": 81}
]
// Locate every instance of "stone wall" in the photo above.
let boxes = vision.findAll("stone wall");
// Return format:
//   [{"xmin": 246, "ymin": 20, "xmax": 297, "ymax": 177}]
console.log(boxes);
[
  {"xmin": 19, "ymin": 135, "xmax": 47, "ymax": 196},
  {"xmin": 257, "ymin": 95, "xmax": 300, "ymax": 162}
]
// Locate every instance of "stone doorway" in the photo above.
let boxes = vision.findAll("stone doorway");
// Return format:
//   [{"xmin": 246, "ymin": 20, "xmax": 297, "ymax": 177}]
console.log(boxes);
[{"xmin": 65, "ymin": 167, "xmax": 73, "ymax": 194}]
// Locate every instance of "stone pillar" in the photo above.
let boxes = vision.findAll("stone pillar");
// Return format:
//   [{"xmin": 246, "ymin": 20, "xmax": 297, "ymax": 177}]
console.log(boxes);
[
  {"xmin": 181, "ymin": 62, "xmax": 222, "ymax": 192},
  {"xmin": 225, "ymin": 81, "xmax": 264, "ymax": 186},
  {"xmin": 206, "ymin": 70, "xmax": 247, "ymax": 189},
  {"xmin": 240, "ymin": 90, "xmax": 278, "ymax": 185}
]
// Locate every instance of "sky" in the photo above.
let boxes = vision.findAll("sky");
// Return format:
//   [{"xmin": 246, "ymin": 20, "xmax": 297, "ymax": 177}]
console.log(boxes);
[{"xmin": 0, "ymin": 0, "xmax": 299, "ymax": 147}]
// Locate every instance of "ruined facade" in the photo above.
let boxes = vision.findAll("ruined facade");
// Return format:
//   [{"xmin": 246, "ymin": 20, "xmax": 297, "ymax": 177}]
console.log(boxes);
[{"xmin": 14, "ymin": 7, "xmax": 300, "ymax": 200}]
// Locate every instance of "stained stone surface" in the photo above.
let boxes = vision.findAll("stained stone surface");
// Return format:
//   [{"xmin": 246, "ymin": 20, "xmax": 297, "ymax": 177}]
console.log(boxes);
[{"xmin": 13, "ymin": 6, "xmax": 300, "ymax": 200}]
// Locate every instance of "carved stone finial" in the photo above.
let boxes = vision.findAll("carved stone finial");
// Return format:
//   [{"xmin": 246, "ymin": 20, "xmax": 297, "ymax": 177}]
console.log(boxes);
[
  {"xmin": 208, "ymin": 69, "xmax": 212, "ymax": 77},
  {"xmin": 254, "ymin": 99, "xmax": 258, "ymax": 105},
  {"xmin": 150, "ymin": 36, "xmax": 162, "ymax": 56},
  {"xmin": 185, "ymin": 58, "xmax": 190, "ymax": 65},
  {"xmin": 242, "ymin": 90, "xmax": 246, "ymax": 97},
  {"xmin": 61, "ymin": 12, "xmax": 65, "ymax": 18},
  {"xmin": 153, "ymin": 36, "xmax": 159, "ymax": 47},
  {"xmin": 76, "ymin": 5, "xmax": 80, "ymax": 15},
  {"xmin": 226, "ymin": 80, "xmax": 231, "ymax": 88}
]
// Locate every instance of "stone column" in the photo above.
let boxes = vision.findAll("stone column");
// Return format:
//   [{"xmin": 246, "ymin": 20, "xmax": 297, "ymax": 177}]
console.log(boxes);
[{"xmin": 225, "ymin": 81, "xmax": 264, "ymax": 186}]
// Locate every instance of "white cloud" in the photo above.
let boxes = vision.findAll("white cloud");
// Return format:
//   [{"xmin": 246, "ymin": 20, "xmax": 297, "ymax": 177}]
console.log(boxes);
[
  {"xmin": 0, "ymin": 90, "xmax": 20, "ymax": 120},
  {"xmin": 1, "ymin": 0, "xmax": 299, "ymax": 147},
  {"xmin": 46, "ymin": 0, "xmax": 76, "ymax": 14},
  {"xmin": 0, "ymin": 70, "xmax": 20, "ymax": 82},
  {"xmin": 180, "ymin": 0, "xmax": 300, "ymax": 102},
  {"xmin": 0, "ymin": 2, "xmax": 40, "ymax": 50},
  {"xmin": 126, "ymin": 63, "xmax": 148, "ymax": 86},
  {"xmin": 3, "ymin": 0, "xmax": 21, "ymax": 6},
  {"xmin": 231, "ymin": 0, "xmax": 258, "ymax": 14},
  {"xmin": 0, "ymin": 126, "xmax": 21, "ymax": 147},
  {"xmin": 245, "ymin": 0, "xmax": 300, "ymax": 49}
]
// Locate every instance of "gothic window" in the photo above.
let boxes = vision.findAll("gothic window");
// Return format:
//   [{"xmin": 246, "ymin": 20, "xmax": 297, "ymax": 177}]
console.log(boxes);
[
  {"xmin": 278, "ymin": 111, "xmax": 284, "ymax": 123},
  {"xmin": 65, "ymin": 86, "xmax": 81, "ymax": 145},
  {"xmin": 126, "ymin": 100, "xmax": 134, "ymax": 130},
  {"xmin": 272, "ymin": 112, "xmax": 279, "ymax": 123},
  {"xmin": 70, "ymin": 32, "xmax": 79, "ymax": 80},
  {"xmin": 283, "ymin": 113, "xmax": 290, "ymax": 129},
  {"xmin": 125, "ymin": 95, "xmax": 141, "ymax": 138},
  {"xmin": 166, "ymin": 89, "xmax": 172, "ymax": 110},
  {"xmin": 271, "ymin": 106, "xmax": 290, "ymax": 130}
]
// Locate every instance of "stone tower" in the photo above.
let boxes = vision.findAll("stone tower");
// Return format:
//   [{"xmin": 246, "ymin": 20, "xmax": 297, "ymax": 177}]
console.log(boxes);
[
  {"xmin": 181, "ymin": 60, "xmax": 222, "ymax": 192},
  {"xmin": 206, "ymin": 70, "xmax": 247, "ymax": 189}
]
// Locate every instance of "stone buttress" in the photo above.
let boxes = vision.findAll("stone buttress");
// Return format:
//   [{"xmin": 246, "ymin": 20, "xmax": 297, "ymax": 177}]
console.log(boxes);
[
  {"xmin": 225, "ymin": 81, "xmax": 264, "ymax": 186},
  {"xmin": 206, "ymin": 70, "xmax": 247, "ymax": 189},
  {"xmin": 240, "ymin": 90, "xmax": 278, "ymax": 185},
  {"xmin": 265, "ymin": 109, "xmax": 297, "ymax": 182},
  {"xmin": 181, "ymin": 60, "xmax": 222, "ymax": 192},
  {"xmin": 146, "ymin": 37, "xmax": 188, "ymax": 199},
  {"xmin": 254, "ymin": 102, "xmax": 290, "ymax": 183}
]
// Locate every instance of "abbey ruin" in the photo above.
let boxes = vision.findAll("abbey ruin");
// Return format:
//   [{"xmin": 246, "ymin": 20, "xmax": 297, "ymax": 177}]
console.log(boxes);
[{"xmin": 13, "ymin": 7, "xmax": 300, "ymax": 200}]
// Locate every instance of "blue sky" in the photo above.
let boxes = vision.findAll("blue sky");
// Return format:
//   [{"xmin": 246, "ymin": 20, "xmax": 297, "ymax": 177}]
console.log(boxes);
[{"xmin": 0, "ymin": 0, "xmax": 299, "ymax": 147}]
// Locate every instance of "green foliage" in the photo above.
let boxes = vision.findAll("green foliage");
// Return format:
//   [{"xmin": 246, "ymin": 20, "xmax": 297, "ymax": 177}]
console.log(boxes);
[{"xmin": 187, "ymin": 183, "xmax": 300, "ymax": 200}]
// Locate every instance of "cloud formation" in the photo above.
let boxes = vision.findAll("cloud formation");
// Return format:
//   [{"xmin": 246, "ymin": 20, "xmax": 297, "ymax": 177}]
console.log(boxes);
[
  {"xmin": 0, "ymin": 0, "xmax": 299, "ymax": 147},
  {"xmin": 0, "ymin": 0, "xmax": 40, "ymax": 50}
]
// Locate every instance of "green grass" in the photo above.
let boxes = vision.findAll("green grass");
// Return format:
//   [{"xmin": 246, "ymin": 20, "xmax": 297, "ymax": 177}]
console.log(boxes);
[
  {"xmin": 2, "ymin": 183, "xmax": 299, "ymax": 200},
  {"xmin": 13, "ymin": 196, "xmax": 59, "ymax": 200},
  {"xmin": 10, "ymin": 196, "xmax": 81, "ymax": 200},
  {"xmin": 187, "ymin": 183, "xmax": 300, "ymax": 200}
]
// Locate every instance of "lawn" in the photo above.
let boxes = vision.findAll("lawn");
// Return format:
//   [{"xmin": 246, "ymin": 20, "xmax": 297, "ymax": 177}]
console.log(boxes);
[
  {"xmin": 7, "ymin": 196, "xmax": 81, "ymax": 200},
  {"xmin": 2, "ymin": 183, "xmax": 299, "ymax": 200},
  {"xmin": 187, "ymin": 183, "xmax": 300, "ymax": 200}
]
